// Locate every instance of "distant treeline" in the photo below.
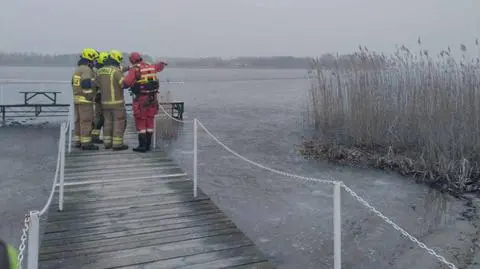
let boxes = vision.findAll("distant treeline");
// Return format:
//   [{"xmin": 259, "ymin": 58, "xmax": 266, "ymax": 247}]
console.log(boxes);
[
  {"xmin": 0, "ymin": 52, "xmax": 313, "ymax": 69},
  {"xmin": 0, "ymin": 52, "xmax": 154, "ymax": 68},
  {"xmin": 0, "ymin": 51, "xmax": 400, "ymax": 70}
]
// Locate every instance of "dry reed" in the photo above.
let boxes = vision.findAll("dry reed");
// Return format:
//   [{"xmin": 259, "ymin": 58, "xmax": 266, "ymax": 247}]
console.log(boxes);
[{"xmin": 303, "ymin": 41, "xmax": 480, "ymax": 194}]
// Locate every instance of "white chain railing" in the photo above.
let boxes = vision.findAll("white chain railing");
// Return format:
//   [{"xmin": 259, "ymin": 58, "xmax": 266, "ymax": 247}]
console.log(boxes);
[
  {"xmin": 16, "ymin": 121, "xmax": 69, "ymax": 269},
  {"xmin": 154, "ymin": 106, "xmax": 459, "ymax": 269}
]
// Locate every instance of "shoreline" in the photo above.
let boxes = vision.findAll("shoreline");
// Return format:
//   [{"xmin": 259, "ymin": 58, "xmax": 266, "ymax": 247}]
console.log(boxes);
[
  {"xmin": 298, "ymin": 138, "xmax": 480, "ymax": 268},
  {"xmin": 298, "ymin": 138, "xmax": 480, "ymax": 199}
]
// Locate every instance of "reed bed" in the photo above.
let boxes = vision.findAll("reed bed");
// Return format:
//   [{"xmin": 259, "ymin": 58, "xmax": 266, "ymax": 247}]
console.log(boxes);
[{"xmin": 303, "ymin": 42, "xmax": 480, "ymax": 194}]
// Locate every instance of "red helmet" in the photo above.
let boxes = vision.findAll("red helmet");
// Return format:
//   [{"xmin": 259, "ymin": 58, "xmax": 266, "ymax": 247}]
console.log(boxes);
[{"xmin": 129, "ymin": 52, "xmax": 142, "ymax": 64}]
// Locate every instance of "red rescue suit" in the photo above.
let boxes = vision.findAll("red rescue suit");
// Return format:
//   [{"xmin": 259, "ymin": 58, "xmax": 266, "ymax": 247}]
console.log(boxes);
[{"xmin": 123, "ymin": 61, "xmax": 166, "ymax": 132}]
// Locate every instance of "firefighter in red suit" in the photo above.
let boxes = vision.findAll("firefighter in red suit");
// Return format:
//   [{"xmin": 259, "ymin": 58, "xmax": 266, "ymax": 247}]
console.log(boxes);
[{"xmin": 123, "ymin": 52, "xmax": 167, "ymax": 152}]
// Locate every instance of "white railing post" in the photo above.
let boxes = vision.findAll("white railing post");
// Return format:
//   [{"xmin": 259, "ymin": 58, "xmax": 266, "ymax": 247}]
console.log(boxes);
[
  {"xmin": 68, "ymin": 101, "xmax": 73, "ymax": 153},
  {"xmin": 27, "ymin": 211, "xmax": 40, "ymax": 269},
  {"xmin": 193, "ymin": 118, "xmax": 198, "ymax": 198},
  {"xmin": 153, "ymin": 114, "xmax": 157, "ymax": 151},
  {"xmin": 0, "ymin": 83, "xmax": 3, "ymax": 105},
  {"xmin": 333, "ymin": 181, "xmax": 342, "ymax": 269},
  {"xmin": 59, "ymin": 122, "xmax": 66, "ymax": 211}
]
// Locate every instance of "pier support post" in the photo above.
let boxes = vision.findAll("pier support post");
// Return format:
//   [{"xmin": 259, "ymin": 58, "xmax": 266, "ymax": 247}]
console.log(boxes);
[
  {"xmin": 333, "ymin": 181, "xmax": 342, "ymax": 269},
  {"xmin": 193, "ymin": 119, "xmax": 198, "ymax": 198}
]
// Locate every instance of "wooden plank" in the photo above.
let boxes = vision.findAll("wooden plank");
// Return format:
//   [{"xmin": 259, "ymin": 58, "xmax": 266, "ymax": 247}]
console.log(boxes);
[
  {"xmin": 110, "ymin": 246, "xmax": 270, "ymax": 269},
  {"xmin": 57, "ymin": 177, "xmax": 190, "ymax": 192},
  {"xmin": 57, "ymin": 186, "xmax": 196, "ymax": 203},
  {"xmin": 64, "ymin": 162, "xmax": 179, "ymax": 172},
  {"xmin": 39, "ymin": 233, "xmax": 254, "ymax": 269},
  {"xmin": 41, "ymin": 218, "xmax": 234, "ymax": 247},
  {"xmin": 47, "ymin": 199, "xmax": 213, "ymax": 220},
  {"xmin": 67, "ymin": 150, "xmax": 166, "ymax": 157},
  {"xmin": 65, "ymin": 152, "xmax": 169, "ymax": 160},
  {"xmin": 40, "ymin": 227, "xmax": 241, "ymax": 261},
  {"xmin": 45, "ymin": 203, "xmax": 220, "ymax": 233},
  {"xmin": 61, "ymin": 176, "xmax": 192, "ymax": 191},
  {"xmin": 64, "ymin": 157, "xmax": 173, "ymax": 168},
  {"xmin": 45, "ymin": 208, "xmax": 221, "ymax": 234},
  {"xmin": 42, "ymin": 212, "xmax": 228, "ymax": 240},
  {"xmin": 63, "ymin": 166, "xmax": 184, "ymax": 179},
  {"xmin": 59, "ymin": 180, "xmax": 193, "ymax": 197},
  {"xmin": 50, "ymin": 191, "xmax": 208, "ymax": 212},
  {"xmin": 60, "ymin": 173, "xmax": 188, "ymax": 186}
]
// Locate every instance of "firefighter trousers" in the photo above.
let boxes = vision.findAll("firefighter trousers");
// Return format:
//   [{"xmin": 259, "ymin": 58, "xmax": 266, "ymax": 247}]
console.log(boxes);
[
  {"xmin": 74, "ymin": 103, "xmax": 94, "ymax": 145},
  {"xmin": 91, "ymin": 101, "xmax": 104, "ymax": 138},
  {"xmin": 103, "ymin": 106, "xmax": 127, "ymax": 148},
  {"xmin": 133, "ymin": 100, "xmax": 158, "ymax": 133}
]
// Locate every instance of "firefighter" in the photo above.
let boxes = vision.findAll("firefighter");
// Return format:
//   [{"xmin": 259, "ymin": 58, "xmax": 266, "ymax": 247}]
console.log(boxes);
[
  {"xmin": 0, "ymin": 239, "xmax": 18, "ymax": 269},
  {"xmin": 72, "ymin": 48, "xmax": 99, "ymax": 150},
  {"xmin": 123, "ymin": 52, "xmax": 167, "ymax": 152},
  {"xmin": 95, "ymin": 50, "xmax": 129, "ymax": 150},
  {"xmin": 91, "ymin": 51, "xmax": 109, "ymax": 144}
]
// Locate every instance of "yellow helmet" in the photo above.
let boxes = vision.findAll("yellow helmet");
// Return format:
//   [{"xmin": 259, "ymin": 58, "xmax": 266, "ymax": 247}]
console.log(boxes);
[
  {"xmin": 109, "ymin": 50, "xmax": 123, "ymax": 64},
  {"xmin": 97, "ymin": 52, "xmax": 109, "ymax": 64},
  {"xmin": 81, "ymin": 48, "xmax": 99, "ymax": 61}
]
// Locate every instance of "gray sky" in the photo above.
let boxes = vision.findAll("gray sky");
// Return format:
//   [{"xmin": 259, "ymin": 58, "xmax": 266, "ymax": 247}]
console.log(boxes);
[{"xmin": 0, "ymin": 0, "xmax": 478, "ymax": 57}]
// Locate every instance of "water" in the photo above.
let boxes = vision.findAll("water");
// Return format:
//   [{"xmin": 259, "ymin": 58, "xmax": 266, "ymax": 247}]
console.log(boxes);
[{"xmin": 0, "ymin": 66, "xmax": 475, "ymax": 269}]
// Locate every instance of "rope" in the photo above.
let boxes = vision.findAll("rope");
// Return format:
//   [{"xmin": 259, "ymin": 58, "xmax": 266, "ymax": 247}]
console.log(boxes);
[
  {"xmin": 196, "ymin": 118, "xmax": 458, "ymax": 269},
  {"xmin": 39, "ymin": 121, "xmax": 68, "ymax": 216},
  {"xmin": 196, "ymin": 119, "xmax": 337, "ymax": 184}
]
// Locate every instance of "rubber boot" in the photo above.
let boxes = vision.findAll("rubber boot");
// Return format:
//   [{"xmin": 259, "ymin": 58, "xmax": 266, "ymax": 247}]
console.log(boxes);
[
  {"xmin": 113, "ymin": 144, "xmax": 129, "ymax": 151},
  {"xmin": 132, "ymin": 133, "xmax": 148, "ymax": 152},
  {"xmin": 145, "ymin": 132, "xmax": 153, "ymax": 151},
  {"xmin": 81, "ymin": 143, "xmax": 99, "ymax": 150}
]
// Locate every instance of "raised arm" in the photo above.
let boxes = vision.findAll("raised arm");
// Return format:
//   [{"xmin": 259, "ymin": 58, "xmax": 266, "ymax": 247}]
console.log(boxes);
[
  {"xmin": 153, "ymin": 62, "xmax": 167, "ymax": 73},
  {"xmin": 122, "ymin": 68, "xmax": 139, "ymax": 88}
]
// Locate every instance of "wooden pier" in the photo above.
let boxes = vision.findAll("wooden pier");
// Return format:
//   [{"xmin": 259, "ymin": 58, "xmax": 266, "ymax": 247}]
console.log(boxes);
[{"xmin": 39, "ymin": 123, "xmax": 275, "ymax": 269}]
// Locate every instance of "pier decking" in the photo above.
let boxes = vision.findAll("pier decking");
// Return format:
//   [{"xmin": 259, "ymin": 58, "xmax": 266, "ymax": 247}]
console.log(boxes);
[{"xmin": 39, "ymin": 124, "xmax": 275, "ymax": 269}]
